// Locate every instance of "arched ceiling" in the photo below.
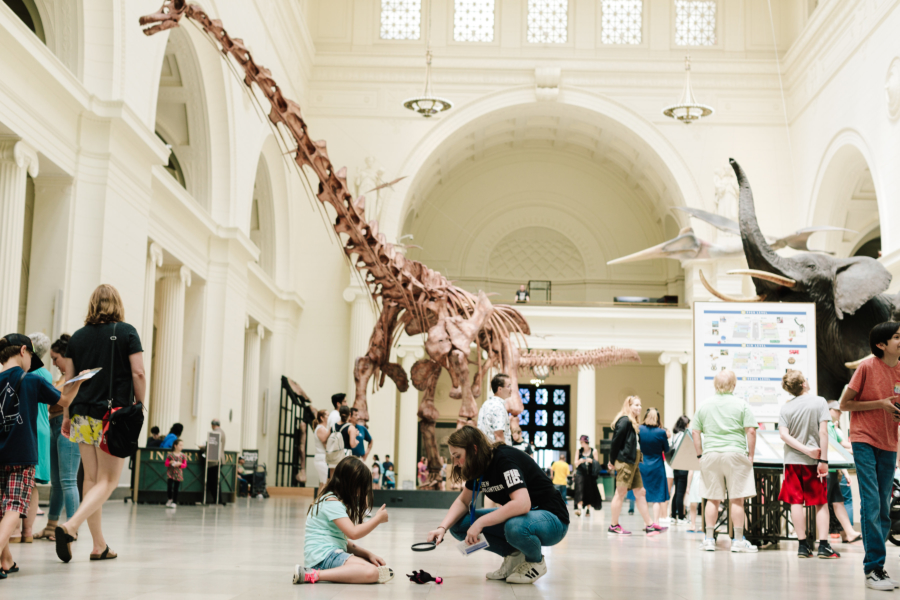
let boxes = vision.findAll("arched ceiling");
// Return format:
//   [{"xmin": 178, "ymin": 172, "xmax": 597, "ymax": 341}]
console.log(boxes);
[{"xmin": 404, "ymin": 102, "xmax": 682, "ymax": 231}]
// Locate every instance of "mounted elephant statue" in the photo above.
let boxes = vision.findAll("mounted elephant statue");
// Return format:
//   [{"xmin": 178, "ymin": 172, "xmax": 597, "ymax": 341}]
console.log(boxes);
[{"xmin": 701, "ymin": 159, "xmax": 900, "ymax": 401}]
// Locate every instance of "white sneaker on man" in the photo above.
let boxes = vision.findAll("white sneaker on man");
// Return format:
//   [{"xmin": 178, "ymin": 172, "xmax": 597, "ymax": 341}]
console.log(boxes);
[
  {"xmin": 506, "ymin": 558, "xmax": 547, "ymax": 584},
  {"xmin": 730, "ymin": 539, "xmax": 758, "ymax": 553},
  {"xmin": 866, "ymin": 569, "xmax": 895, "ymax": 591},
  {"xmin": 486, "ymin": 551, "xmax": 525, "ymax": 580},
  {"xmin": 701, "ymin": 538, "xmax": 716, "ymax": 552},
  {"xmin": 878, "ymin": 569, "xmax": 899, "ymax": 588}
]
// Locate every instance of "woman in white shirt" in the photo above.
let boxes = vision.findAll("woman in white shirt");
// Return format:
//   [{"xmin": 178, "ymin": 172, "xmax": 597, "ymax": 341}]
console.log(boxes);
[{"xmin": 313, "ymin": 411, "xmax": 329, "ymax": 493}]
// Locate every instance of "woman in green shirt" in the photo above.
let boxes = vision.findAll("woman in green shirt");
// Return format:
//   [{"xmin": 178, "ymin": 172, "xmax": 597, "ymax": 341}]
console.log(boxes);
[{"xmin": 826, "ymin": 401, "xmax": 860, "ymax": 543}]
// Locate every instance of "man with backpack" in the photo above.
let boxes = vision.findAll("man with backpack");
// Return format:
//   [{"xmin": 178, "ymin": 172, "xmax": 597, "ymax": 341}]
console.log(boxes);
[{"xmin": 325, "ymin": 405, "xmax": 358, "ymax": 477}]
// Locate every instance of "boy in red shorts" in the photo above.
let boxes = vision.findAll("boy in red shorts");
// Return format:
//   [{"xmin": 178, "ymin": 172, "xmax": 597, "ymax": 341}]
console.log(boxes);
[
  {"xmin": 0, "ymin": 334, "xmax": 84, "ymax": 578},
  {"xmin": 777, "ymin": 369, "xmax": 839, "ymax": 560}
]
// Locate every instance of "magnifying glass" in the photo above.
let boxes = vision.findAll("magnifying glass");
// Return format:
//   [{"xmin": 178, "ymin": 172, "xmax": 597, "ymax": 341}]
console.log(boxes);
[{"xmin": 410, "ymin": 542, "xmax": 437, "ymax": 552}]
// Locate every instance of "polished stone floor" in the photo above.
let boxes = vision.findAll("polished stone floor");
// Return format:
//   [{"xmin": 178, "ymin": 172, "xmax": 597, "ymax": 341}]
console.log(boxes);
[{"xmin": 1, "ymin": 495, "xmax": 890, "ymax": 599}]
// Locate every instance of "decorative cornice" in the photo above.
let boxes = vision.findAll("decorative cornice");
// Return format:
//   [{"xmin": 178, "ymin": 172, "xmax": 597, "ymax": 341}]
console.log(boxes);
[
  {"xmin": 659, "ymin": 351, "xmax": 690, "ymax": 366},
  {"xmin": 148, "ymin": 242, "xmax": 164, "ymax": 268}
]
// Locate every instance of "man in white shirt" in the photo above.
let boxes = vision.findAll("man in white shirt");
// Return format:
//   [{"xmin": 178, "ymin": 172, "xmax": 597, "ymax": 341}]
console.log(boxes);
[
  {"xmin": 478, "ymin": 373, "xmax": 513, "ymax": 445},
  {"xmin": 326, "ymin": 393, "xmax": 347, "ymax": 431}
]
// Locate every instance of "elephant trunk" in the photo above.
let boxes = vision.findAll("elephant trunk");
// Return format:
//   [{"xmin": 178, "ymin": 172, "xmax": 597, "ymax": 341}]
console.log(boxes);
[{"xmin": 731, "ymin": 159, "xmax": 799, "ymax": 294}]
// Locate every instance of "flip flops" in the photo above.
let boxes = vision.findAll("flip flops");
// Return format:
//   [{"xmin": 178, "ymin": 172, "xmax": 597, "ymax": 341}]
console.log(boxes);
[
  {"xmin": 55, "ymin": 525, "xmax": 75, "ymax": 563},
  {"xmin": 844, "ymin": 534, "xmax": 862, "ymax": 544},
  {"xmin": 89, "ymin": 546, "xmax": 117, "ymax": 561}
]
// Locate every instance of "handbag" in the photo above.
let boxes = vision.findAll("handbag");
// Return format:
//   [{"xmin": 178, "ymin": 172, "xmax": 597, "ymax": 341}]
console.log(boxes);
[{"xmin": 99, "ymin": 323, "xmax": 145, "ymax": 458}]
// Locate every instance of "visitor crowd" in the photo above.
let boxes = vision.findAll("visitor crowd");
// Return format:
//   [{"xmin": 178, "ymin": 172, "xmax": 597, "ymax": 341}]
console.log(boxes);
[{"xmin": 3, "ymin": 302, "xmax": 899, "ymax": 593}]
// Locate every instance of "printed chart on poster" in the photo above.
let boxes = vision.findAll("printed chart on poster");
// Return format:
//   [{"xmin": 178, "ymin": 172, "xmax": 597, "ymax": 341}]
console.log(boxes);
[{"xmin": 693, "ymin": 302, "xmax": 817, "ymax": 422}]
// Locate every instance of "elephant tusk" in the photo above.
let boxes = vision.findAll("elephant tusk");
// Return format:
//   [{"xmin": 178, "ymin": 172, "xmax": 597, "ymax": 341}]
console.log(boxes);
[
  {"xmin": 844, "ymin": 354, "xmax": 872, "ymax": 369},
  {"xmin": 727, "ymin": 269, "xmax": 797, "ymax": 288},
  {"xmin": 699, "ymin": 270, "xmax": 767, "ymax": 302}
]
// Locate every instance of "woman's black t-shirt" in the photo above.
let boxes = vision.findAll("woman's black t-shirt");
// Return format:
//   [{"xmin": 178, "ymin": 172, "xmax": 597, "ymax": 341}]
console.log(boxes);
[
  {"xmin": 465, "ymin": 445, "xmax": 569, "ymax": 524},
  {"xmin": 66, "ymin": 322, "xmax": 143, "ymax": 420}
]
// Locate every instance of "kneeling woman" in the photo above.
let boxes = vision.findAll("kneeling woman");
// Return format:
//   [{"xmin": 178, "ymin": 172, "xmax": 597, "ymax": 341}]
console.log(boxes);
[{"xmin": 426, "ymin": 426, "xmax": 568, "ymax": 584}]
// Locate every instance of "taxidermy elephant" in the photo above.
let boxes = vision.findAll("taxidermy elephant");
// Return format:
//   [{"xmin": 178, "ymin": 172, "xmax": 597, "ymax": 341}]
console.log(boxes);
[{"xmin": 705, "ymin": 159, "xmax": 900, "ymax": 401}]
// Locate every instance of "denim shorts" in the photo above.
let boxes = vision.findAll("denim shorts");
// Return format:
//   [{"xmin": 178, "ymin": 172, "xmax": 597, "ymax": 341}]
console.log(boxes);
[{"xmin": 312, "ymin": 548, "xmax": 352, "ymax": 570}]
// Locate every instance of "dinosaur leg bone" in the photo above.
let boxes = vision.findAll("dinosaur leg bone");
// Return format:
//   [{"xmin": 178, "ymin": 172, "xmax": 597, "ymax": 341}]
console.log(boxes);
[{"xmin": 414, "ymin": 359, "xmax": 443, "ymax": 490}]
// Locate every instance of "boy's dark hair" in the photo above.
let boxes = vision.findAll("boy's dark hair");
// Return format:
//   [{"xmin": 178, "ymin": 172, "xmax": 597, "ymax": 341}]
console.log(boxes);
[
  {"xmin": 331, "ymin": 393, "xmax": 346, "ymax": 408},
  {"xmin": 0, "ymin": 337, "xmax": 26, "ymax": 364},
  {"xmin": 350, "ymin": 407, "xmax": 359, "ymax": 415},
  {"xmin": 309, "ymin": 456, "xmax": 373, "ymax": 524},
  {"xmin": 150, "ymin": 426, "xmax": 160, "ymax": 435},
  {"xmin": 870, "ymin": 321, "xmax": 900, "ymax": 358},
  {"xmin": 339, "ymin": 405, "xmax": 351, "ymax": 422},
  {"xmin": 169, "ymin": 423, "xmax": 184, "ymax": 436},
  {"xmin": 490, "ymin": 373, "xmax": 509, "ymax": 394}
]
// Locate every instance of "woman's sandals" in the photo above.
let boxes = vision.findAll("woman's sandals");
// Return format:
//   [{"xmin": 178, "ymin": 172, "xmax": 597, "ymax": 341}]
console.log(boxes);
[
  {"xmin": 89, "ymin": 546, "xmax": 117, "ymax": 561},
  {"xmin": 54, "ymin": 525, "xmax": 76, "ymax": 563}
]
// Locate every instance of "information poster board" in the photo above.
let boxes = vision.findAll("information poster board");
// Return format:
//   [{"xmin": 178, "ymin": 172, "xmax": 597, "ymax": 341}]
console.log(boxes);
[{"xmin": 693, "ymin": 302, "xmax": 817, "ymax": 422}]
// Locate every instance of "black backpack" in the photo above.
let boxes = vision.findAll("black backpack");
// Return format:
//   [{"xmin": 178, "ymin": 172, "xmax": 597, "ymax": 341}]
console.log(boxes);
[{"xmin": 100, "ymin": 323, "xmax": 145, "ymax": 458}]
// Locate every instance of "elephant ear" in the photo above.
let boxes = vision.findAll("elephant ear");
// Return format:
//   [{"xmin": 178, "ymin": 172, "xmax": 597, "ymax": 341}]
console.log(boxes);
[{"xmin": 833, "ymin": 257, "xmax": 892, "ymax": 319}]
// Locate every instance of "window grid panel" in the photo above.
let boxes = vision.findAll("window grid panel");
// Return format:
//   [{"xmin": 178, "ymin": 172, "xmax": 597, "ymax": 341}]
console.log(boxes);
[
  {"xmin": 520, "ymin": 388, "xmax": 531, "ymax": 405},
  {"xmin": 553, "ymin": 389, "xmax": 566, "ymax": 405},
  {"xmin": 519, "ymin": 409, "xmax": 530, "ymax": 427},
  {"xmin": 527, "ymin": 0, "xmax": 569, "ymax": 44},
  {"xmin": 601, "ymin": 0, "xmax": 642, "ymax": 45},
  {"xmin": 675, "ymin": 0, "xmax": 716, "ymax": 46},
  {"xmin": 454, "ymin": 0, "xmax": 495, "ymax": 42},
  {"xmin": 536, "ymin": 389, "xmax": 548, "ymax": 405},
  {"xmin": 519, "ymin": 385, "xmax": 569, "ymax": 461},
  {"xmin": 534, "ymin": 431, "xmax": 548, "ymax": 448},
  {"xmin": 381, "ymin": 0, "xmax": 422, "ymax": 40},
  {"xmin": 535, "ymin": 410, "xmax": 548, "ymax": 427},
  {"xmin": 552, "ymin": 432, "xmax": 566, "ymax": 448}
]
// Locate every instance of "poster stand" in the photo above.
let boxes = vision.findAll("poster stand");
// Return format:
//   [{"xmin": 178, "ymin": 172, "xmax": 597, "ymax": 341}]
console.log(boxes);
[{"xmin": 203, "ymin": 430, "xmax": 222, "ymax": 505}]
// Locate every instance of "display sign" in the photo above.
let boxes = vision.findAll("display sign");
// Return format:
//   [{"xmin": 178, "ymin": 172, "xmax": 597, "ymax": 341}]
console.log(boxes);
[
  {"xmin": 754, "ymin": 430, "xmax": 854, "ymax": 469},
  {"xmin": 693, "ymin": 302, "xmax": 817, "ymax": 422},
  {"xmin": 206, "ymin": 431, "xmax": 222, "ymax": 465}
]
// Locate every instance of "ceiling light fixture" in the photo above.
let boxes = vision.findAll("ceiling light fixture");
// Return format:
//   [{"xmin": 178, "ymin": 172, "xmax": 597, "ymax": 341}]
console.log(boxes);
[
  {"xmin": 403, "ymin": 1, "xmax": 452, "ymax": 118},
  {"xmin": 662, "ymin": 56, "xmax": 714, "ymax": 124}
]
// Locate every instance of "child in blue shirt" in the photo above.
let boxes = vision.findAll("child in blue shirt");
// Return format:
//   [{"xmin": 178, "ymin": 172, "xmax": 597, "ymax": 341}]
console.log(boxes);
[{"xmin": 294, "ymin": 456, "xmax": 392, "ymax": 584}]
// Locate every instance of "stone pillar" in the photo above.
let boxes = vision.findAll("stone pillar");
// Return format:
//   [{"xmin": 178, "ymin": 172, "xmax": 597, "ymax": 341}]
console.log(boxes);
[
  {"xmin": 150, "ymin": 266, "xmax": 191, "ymax": 431},
  {"xmin": 343, "ymin": 284, "xmax": 375, "ymax": 403},
  {"xmin": 0, "ymin": 139, "xmax": 39, "ymax": 333},
  {"xmin": 576, "ymin": 367, "xmax": 597, "ymax": 444},
  {"xmin": 141, "ymin": 243, "xmax": 164, "ymax": 420},
  {"xmin": 685, "ymin": 356, "xmax": 695, "ymax": 418},
  {"xmin": 241, "ymin": 321, "xmax": 264, "ymax": 450},
  {"xmin": 659, "ymin": 352, "xmax": 689, "ymax": 428},
  {"xmin": 396, "ymin": 346, "xmax": 424, "ymax": 487}
]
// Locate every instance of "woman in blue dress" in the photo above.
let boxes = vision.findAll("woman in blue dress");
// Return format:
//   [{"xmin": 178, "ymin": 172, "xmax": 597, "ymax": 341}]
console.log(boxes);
[{"xmin": 638, "ymin": 408, "xmax": 670, "ymax": 525}]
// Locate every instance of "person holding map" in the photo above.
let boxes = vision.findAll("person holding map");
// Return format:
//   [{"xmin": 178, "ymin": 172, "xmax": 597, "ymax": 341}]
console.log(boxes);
[{"xmin": 776, "ymin": 370, "xmax": 840, "ymax": 560}]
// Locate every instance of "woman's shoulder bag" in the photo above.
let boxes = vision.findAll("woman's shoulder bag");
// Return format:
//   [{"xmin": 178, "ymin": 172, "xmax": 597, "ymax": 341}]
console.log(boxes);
[{"xmin": 99, "ymin": 323, "xmax": 145, "ymax": 458}]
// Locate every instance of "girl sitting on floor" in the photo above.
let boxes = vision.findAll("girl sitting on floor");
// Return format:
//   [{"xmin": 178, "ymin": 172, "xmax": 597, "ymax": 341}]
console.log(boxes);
[{"xmin": 294, "ymin": 456, "xmax": 393, "ymax": 585}]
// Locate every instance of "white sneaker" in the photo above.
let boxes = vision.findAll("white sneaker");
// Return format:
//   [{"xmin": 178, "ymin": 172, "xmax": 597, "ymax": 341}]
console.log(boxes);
[
  {"xmin": 731, "ymin": 539, "xmax": 758, "ymax": 553},
  {"xmin": 867, "ymin": 570, "xmax": 895, "ymax": 591},
  {"xmin": 165, "ymin": 500, "xmax": 173, "ymax": 508},
  {"xmin": 658, "ymin": 517, "xmax": 671, "ymax": 525},
  {"xmin": 506, "ymin": 558, "xmax": 547, "ymax": 584},
  {"xmin": 486, "ymin": 550, "xmax": 525, "ymax": 580},
  {"xmin": 701, "ymin": 538, "xmax": 717, "ymax": 552},
  {"xmin": 880, "ymin": 569, "xmax": 899, "ymax": 589}
]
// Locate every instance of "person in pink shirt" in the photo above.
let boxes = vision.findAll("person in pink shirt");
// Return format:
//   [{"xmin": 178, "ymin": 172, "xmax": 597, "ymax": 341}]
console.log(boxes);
[
  {"xmin": 839, "ymin": 321, "xmax": 900, "ymax": 591},
  {"xmin": 164, "ymin": 439, "xmax": 188, "ymax": 509}
]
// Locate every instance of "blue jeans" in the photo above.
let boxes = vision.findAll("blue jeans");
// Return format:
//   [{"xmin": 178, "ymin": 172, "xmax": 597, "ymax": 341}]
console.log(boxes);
[
  {"xmin": 48, "ymin": 415, "xmax": 81, "ymax": 521},
  {"xmin": 852, "ymin": 442, "xmax": 896, "ymax": 573},
  {"xmin": 449, "ymin": 508, "xmax": 568, "ymax": 563},
  {"xmin": 840, "ymin": 475, "xmax": 854, "ymax": 526},
  {"xmin": 555, "ymin": 485, "xmax": 567, "ymax": 503}
]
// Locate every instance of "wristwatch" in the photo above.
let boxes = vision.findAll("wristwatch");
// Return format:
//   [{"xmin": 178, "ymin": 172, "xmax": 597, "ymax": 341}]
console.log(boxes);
[
  {"xmin": 817, "ymin": 459, "xmax": 828, "ymax": 464},
  {"xmin": 696, "ymin": 454, "xmax": 703, "ymax": 460}
]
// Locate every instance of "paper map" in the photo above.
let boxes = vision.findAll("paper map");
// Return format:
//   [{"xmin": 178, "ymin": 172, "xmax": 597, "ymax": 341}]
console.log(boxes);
[{"xmin": 693, "ymin": 302, "xmax": 817, "ymax": 422}]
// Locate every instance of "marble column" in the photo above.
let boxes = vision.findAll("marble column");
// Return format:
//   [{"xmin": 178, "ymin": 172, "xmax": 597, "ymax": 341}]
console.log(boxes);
[
  {"xmin": 242, "ymin": 321, "xmax": 264, "ymax": 450},
  {"xmin": 396, "ymin": 346, "xmax": 424, "ymax": 487},
  {"xmin": 150, "ymin": 266, "xmax": 191, "ymax": 431},
  {"xmin": 141, "ymin": 243, "xmax": 164, "ymax": 418},
  {"xmin": 576, "ymin": 367, "xmax": 597, "ymax": 444},
  {"xmin": 343, "ymin": 284, "xmax": 375, "ymax": 403},
  {"xmin": 0, "ymin": 139, "xmax": 39, "ymax": 333},
  {"xmin": 659, "ymin": 352, "xmax": 689, "ymax": 428}
]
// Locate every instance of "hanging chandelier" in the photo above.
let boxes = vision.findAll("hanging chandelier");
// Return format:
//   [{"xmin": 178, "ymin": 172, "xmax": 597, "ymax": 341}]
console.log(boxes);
[
  {"xmin": 530, "ymin": 364, "xmax": 551, "ymax": 387},
  {"xmin": 662, "ymin": 56, "xmax": 714, "ymax": 124},
  {"xmin": 403, "ymin": 1, "xmax": 451, "ymax": 118},
  {"xmin": 403, "ymin": 49, "xmax": 452, "ymax": 117}
]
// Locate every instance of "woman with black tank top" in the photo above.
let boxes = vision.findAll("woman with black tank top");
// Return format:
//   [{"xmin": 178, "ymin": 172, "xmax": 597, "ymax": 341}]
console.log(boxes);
[
  {"xmin": 334, "ymin": 405, "xmax": 358, "ymax": 457},
  {"xmin": 573, "ymin": 435, "xmax": 602, "ymax": 516}
]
